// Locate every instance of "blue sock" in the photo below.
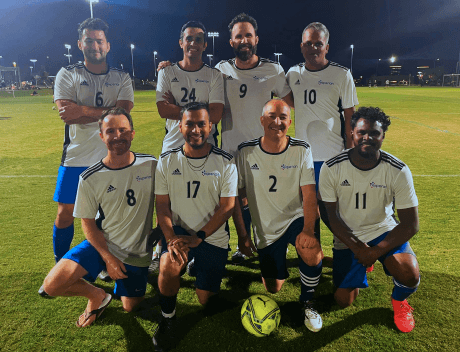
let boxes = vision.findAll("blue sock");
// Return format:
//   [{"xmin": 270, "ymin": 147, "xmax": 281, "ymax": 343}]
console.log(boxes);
[
  {"xmin": 159, "ymin": 294, "xmax": 177, "ymax": 316},
  {"xmin": 299, "ymin": 259, "xmax": 322, "ymax": 302},
  {"xmin": 392, "ymin": 277, "xmax": 420, "ymax": 301},
  {"xmin": 53, "ymin": 223, "xmax": 74, "ymax": 262},
  {"xmin": 242, "ymin": 205, "xmax": 251, "ymax": 236}
]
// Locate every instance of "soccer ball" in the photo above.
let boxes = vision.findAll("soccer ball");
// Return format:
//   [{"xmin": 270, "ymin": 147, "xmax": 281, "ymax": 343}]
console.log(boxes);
[{"xmin": 241, "ymin": 295, "xmax": 281, "ymax": 337}]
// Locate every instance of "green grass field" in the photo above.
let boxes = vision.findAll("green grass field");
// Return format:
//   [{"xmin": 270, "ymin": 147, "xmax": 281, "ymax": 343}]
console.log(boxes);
[{"xmin": 1, "ymin": 87, "xmax": 459, "ymax": 351}]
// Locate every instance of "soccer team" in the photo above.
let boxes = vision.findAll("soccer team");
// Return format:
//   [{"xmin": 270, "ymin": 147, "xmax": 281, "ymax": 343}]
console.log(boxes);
[{"xmin": 39, "ymin": 12, "xmax": 421, "ymax": 350}]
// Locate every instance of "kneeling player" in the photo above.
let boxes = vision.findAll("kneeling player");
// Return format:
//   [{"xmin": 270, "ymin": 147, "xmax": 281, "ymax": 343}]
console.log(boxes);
[
  {"xmin": 319, "ymin": 106, "xmax": 420, "ymax": 333},
  {"xmin": 43, "ymin": 108, "xmax": 157, "ymax": 327},
  {"xmin": 236, "ymin": 99, "xmax": 324, "ymax": 332}
]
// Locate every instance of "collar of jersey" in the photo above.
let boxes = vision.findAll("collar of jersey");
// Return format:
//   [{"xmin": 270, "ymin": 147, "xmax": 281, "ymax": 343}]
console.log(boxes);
[
  {"xmin": 302, "ymin": 60, "xmax": 330, "ymax": 73},
  {"xmin": 348, "ymin": 149, "xmax": 383, "ymax": 171},
  {"xmin": 258, "ymin": 136, "xmax": 291, "ymax": 155},
  {"xmin": 175, "ymin": 62, "xmax": 205, "ymax": 73}
]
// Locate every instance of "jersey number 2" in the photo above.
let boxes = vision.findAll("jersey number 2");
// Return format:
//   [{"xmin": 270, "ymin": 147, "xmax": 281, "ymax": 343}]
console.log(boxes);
[{"xmin": 269, "ymin": 175, "xmax": 277, "ymax": 192}]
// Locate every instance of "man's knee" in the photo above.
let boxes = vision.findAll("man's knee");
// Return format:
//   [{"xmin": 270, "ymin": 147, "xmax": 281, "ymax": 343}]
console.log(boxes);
[
  {"xmin": 334, "ymin": 288, "xmax": 359, "ymax": 308},
  {"xmin": 386, "ymin": 253, "xmax": 420, "ymax": 287},
  {"xmin": 122, "ymin": 296, "xmax": 144, "ymax": 312},
  {"xmin": 56, "ymin": 203, "xmax": 75, "ymax": 228},
  {"xmin": 296, "ymin": 245, "xmax": 323, "ymax": 267},
  {"xmin": 43, "ymin": 259, "xmax": 81, "ymax": 296},
  {"xmin": 262, "ymin": 278, "xmax": 283, "ymax": 294}
]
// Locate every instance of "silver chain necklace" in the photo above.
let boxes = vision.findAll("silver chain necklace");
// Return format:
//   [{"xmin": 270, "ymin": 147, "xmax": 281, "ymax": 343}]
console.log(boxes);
[{"xmin": 184, "ymin": 147, "xmax": 211, "ymax": 171}]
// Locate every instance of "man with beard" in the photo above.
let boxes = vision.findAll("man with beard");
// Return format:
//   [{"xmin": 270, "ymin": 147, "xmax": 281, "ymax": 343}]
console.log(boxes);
[
  {"xmin": 236, "ymin": 99, "xmax": 324, "ymax": 332},
  {"xmin": 319, "ymin": 107, "xmax": 420, "ymax": 333},
  {"xmin": 215, "ymin": 13, "xmax": 294, "ymax": 264},
  {"xmin": 43, "ymin": 108, "xmax": 157, "ymax": 327},
  {"xmin": 153, "ymin": 102, "xmax": 237, "ymax": 351},
  {"xmin": 156, "ymin": 21, "xmax": 224, "ymax": 154},
  {"xmin": 40, "ymin": 18, "xmax": 134, "ymax": 295}
]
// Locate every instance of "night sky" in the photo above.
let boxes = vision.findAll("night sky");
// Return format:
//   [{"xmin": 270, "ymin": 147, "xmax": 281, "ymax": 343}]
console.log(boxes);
[{"xmin": 1, "ymin": 0, "xmax": 459, "ymax": 81}]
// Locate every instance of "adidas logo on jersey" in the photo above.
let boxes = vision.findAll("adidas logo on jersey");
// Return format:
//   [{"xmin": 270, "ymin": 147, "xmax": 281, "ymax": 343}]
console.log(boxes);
[
  {"xmin": 295, "ymin": 79, "xmax": 301, "ymax": 85},
  {"xmin": 340, "ymin": 180, "xmax": 351, "ymax": 186},
  {"xmin": 226, "ymin": 75, "xmax": 234, "ymax": 80},
  {"xmin": 172, "ymin": 168, "xmax": 181, "ymax": 175},
  {"xmin": 250, "ymin": 163, "xmax": 259, "ymax": 170},
  {"xmin": 80, "ymin": 80, "xmax": 89, "ymax": 86},
  {"xmin": 171, "ymin": 77, "xmax": 179, "ymax": 83},
  {"xmin": 107, "ymin": 185, "xmax": 116, "ymax": 193}
]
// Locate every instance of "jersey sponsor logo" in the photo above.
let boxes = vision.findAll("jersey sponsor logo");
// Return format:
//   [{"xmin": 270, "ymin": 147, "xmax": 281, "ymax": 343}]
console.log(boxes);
[
  {"xmin": 318, "ymin": 80, "xmax": 334, "ymax": 85},
  {"xmin": 370, "ymin": 182, "xmax": 387, "ymax": 189},
  {"xmin": 253, "ymin": 75, "xmax": 268, "ymax": 82},
  {"xmin": 250, "ymin": 163, "xmax": 259, "ymax": 170},
  {"xmin": 295, "ymin": 79, "xmax": 301, "ymax": 85},
  {"xmin": 201, "ymin": 170, "xmax": 220, "ymax": 177},
  {"xmin": 80, "ymin": 80, "xmax": 89, "ymax": 86},
  {"xmin": 281, "ymin": 164, "xmax": 298, "ymax": 170},
  {"xmin": 171, "ymin": 77, "xmax": 179, "ymax": 82},
  {"xmin": 195, "ymin": 79, "xmax": 209, "ymax": 83},
  {"xmin": 105, "ymin": 82, "xmax": 120, "ymax": 87},
  {"xmin": 136, "ymin": 175, "xmax": 152, "ymax": 182},
  {"xmin": 107, "ymin": 185, "xmax": 116, "ymax": 193},
  {"xmin": 340, "ymin": 180, "xmax": 351, "ymax": 186},
  {"xmin": 172, "ymin": 168, "xmax": 182, "ymax": 175}
]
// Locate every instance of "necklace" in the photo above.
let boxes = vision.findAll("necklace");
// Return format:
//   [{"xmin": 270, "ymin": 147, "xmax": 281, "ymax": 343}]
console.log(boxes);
[{"xmin": 184, "ymin": 147, "xmax": 211, "ymax": 171}]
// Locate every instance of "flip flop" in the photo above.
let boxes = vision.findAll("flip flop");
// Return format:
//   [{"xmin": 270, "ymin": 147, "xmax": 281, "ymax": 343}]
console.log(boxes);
[{"xmin": 76, "ymin": 293, "xmax": 112, "ymax": 328}]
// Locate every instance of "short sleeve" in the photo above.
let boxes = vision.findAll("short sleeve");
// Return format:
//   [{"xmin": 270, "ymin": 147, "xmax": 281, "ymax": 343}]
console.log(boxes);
[
  {"xmin": 340, "ymin": 70, "xmax": 359, "ymax": 109},
  {"xmin": 156, "ymin": 67, "xmax": 170, "ymax": 103},
  {"xmin": 154, "ymin": 158, "xmax": 170, "ymax": 195},
  {"xmin": 273, "ymin": 65, "xmax": 291, "ymax": 99},
  {"xmin": 73, "ymin": 177, "xmax": 99, "ymax": 219},
  {"xmin": 221, "ymin": 158, "xmax": 238, "ymax": 198},
  {"xmin": 393, "ymin": 165, "xmax": 419, "ymax": 209},
  {"xmin": 209, "ymin": 69, "xmax": 225, "ymax": 104},
  {"xmin": 236, "ymin": 152, "xmax": 246, "ymax": 190},
  {"xmin": 318, "ymin": 163, "xmax": 337, "ymax": 202},
  {"xmin": 117, "ymin": 72, "xmax": 134, "ymax": 102},
  {"xmin": 54, "ymin": 67, "xmax": 76, "ymax": 102},
  {"xmin": 299, "ymin": 147, "xmax": 316, "ymax": 187}
]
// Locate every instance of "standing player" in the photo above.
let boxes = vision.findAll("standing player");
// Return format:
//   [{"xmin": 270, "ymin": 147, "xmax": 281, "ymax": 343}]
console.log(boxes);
[
  {"xmin": 43, "ymin": 108, "xmax": 158, "ymax": 327},
  {"xmin": 41, "ymin": 18, "xmax": 135, "ymax": 295},
  {"xmin": 152, "ymin": 102, "xmax": 237, "ymax": 351},
  {"xmin": 216, "ymin": 13, "xmax": 294, "ymax": 263},
  {"xmin": 319, "ymin": 107, "xmax": 420, "ymax": 333},
  {"xmin": 156, "ymin": 20, "xmax": 224, "ymax": 154},
  {"xmin": 287, "ymin": 22, "xmax": 358, "ymax": 267},
  {"xmin": 236, "ymin": 99, "xmax": 323, "ymax": 332}
]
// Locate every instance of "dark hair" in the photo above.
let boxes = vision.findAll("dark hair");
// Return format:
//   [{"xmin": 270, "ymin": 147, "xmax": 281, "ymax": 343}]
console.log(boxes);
[
  {"xmin": 180, "ymin": 102, "xmax": 210, "ymax": 120},
  {"xmin": 78, "ymin": 18, "xmax": 109, "ymax": 40},
  {"xmin": 351, "ymin": 106, "xmax": 391, "ymax": 132},
  {"xmin": 99, "ymin": 107, "xmax": 134, "ymax": 132},
  {"xmin": 302, "ymin": 22, "xmax": 329, "ymax": 44},
  {"xmin": 228, "ymin": 13, "xmax": 258, "ymax": 36},
  {"xmin": 180, "ymin": 21, "xmax": 207, "ymax": 41}
]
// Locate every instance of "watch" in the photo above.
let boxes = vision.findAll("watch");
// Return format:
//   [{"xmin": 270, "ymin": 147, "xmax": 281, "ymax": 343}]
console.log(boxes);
[{"xmin": 196, "ymin": 230, "xmax": 206, "ymax": 240}]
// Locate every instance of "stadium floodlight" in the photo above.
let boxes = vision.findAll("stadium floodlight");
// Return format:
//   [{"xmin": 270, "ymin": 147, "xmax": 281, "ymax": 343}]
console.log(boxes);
[
  {"xmin": 153, "ymin": 51, "xmax": 158, "ymax": 77},
  {"xmin": 207, "ymin": 54, "xmax": 213, "ymax": 66},
  {"xmin": 120, "ymin": 63, "xmax": 124, "ymax": 70},
  {"xmin": 130, "ymin": 44, "xmax": 135, "ymax": 78},
  {"xmin": 208, "ymin": 32, "xmax": 219, "ymax": 61},
  {"xmin": 87, "ymin": 0, "xmax": 99, "ymax": 19},
  {"xmin": 375, "ymin": 58, "xmax": 381, "ymax": 76},
  {"xmin": 350, "ymin": 45, "xmax": 354, "ymax": 75},
  {"xmin": 64, "ymin": 44, "xmax": 72, "ymax": 64},
  {"xmin": 30, "ymin": 59, "xmax": 37, "ymax": 71},
  {"xmin": 390, "ymin": 56, "xmax": 396, "ymax": 63},
  {"xmin": 434, "ymin": 58, "xmax": 440, "ymax": 68},
  {"xmin": 274, "ymin": 53, "xmax": 282, "ymax": 64}
]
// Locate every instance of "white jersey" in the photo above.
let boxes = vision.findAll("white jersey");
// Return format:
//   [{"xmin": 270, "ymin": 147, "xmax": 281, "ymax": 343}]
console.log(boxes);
[
  {"xmin": 319, "ymin": 150, "xmax": 418, "ymax": 250},
  {"xmin": 216, "ymin": 58, "xmax": 292, "ymax": 156},
  {"xmin": 287, "ymin": 62, "xmax": 358, "ymax": 161},
  {"xmin": 54, "ymin": 63, "xmax": 134, "ymax": 167},
  {"xmin": 156, "ymin": 63, "xmax": 225, "ymax": 153},
  {"xmin": 73, "ymin": 153, "xmax": 157, "ymax": 267},
  {"xmin": 237, "ymin": 137, "xmax": 316, "ymax": 249},
  {"xmin": 155, "ymin": 145, "xmax": 237, "ymax": 249}
]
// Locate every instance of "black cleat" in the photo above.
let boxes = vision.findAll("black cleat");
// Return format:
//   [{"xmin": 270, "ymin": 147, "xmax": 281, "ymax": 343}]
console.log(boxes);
[
  {"xmin": 38, "ymin": 284, "xmax": 50, "ymax": 297},
  {"xmin": 152, "ymin": 315, "xmax": 178, "ymax": 351}
]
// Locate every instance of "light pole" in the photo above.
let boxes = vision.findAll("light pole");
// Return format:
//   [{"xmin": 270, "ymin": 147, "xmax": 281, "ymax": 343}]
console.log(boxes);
[
  {"xmin": 30, "ymin": 59, "xmax": 37, "ymax": 71},
  {"xmin": 87, "ymin": 0, "xmax": 99, "ymax": 19},
  {"xmin": 207, "ymin": 54, "xmax": 213, "ymax": 66},
  {"xmin": 130, "ymin": 44, "xmax": 135, "ymax": 77},
  {"xmin": 30, "ymin": 66, "xmax": 33, "ymax": 76},
  {"xmin": 274, "ymin": 52, "xmax": 282, "ymax": 64},
  {"xmin": 65, "ymin": 44, "xmax": 71, "ymax": 64},
  {"xmin": 350, "ymin": 44, "xmax": 354, "ymax": 75},
  {"xmin": 434, "ymin": 58, "xmax": 439, "ymax": 68},
  {"xmin": 208, "ymin": 32, "xmax": 219, "ymax": 63},
  {"xmin": 375, "ymin": 58, "xmax": 381, "ymax": 76},
  {"xmin": 120, "ymin": 63, "xmax": 124, "ymax": 70},
  {"xmin": 153, "ymin": 51, "xmax": 158, "ymax": 77}
]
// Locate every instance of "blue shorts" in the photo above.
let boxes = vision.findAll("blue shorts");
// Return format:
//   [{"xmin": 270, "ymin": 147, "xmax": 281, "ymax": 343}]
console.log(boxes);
[
  {"xmin": 161, "ymin": 226, "xmax": 228, "ymax": 293},
  {"xmin": 313, "ymin": 161, "xmax": 323, "ymax": 193},
  {"xmin": 333, "ymin": 231, "xmax": 416, "ymax": 289},
  {"xmin": 258, "ymin": 217, "xmax": 318, "ymax": 280},
  {"xmin": 63, "ymin": 240, "xmax": 148, "ymax": 297},
  {"xmin": 53, "ymin": 166, "xmax": 88, "ymax": 204}
]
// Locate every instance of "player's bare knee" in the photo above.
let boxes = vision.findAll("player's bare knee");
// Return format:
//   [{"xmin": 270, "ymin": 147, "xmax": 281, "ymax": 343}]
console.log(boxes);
[
  {"xmin": 297, "ymin": 246, "xmax": 323, "ymax": 267},
  {"xmin": 334, "ymin": 288, "xmax": 358, "ymax": 308}
]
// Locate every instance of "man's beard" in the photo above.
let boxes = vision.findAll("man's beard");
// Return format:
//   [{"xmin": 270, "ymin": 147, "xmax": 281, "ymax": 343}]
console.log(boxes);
[
  {"xmin": 108, "ymin": 139, "xmax": 131, "ymax": 155},
  {"xmin": 234, "ymin": 43, "xmax": 257, "ymax": 61}
]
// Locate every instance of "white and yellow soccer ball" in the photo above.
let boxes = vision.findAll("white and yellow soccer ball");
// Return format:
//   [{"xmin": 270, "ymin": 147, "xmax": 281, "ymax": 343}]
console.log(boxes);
[{"xmin": 241, "ymin": 294, "xmax": 281, "ymax": 337}]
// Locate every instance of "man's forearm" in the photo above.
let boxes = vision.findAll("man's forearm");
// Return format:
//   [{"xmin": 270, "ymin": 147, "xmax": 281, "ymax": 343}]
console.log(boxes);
[
  {"xmin": 199, "ymin": 198, "xmax": 235, "ymax": 238},
  {"xmin": 81, "ymin": 218, "xmax": 112, "ymax": 261},
  {"xmin": 157, "ymin": 101, "xmax": 182, "ymax": 120}
]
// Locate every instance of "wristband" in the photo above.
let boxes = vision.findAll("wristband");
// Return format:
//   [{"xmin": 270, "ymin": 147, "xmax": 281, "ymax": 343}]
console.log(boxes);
[{"xmin": 196, "ymin": 230, "xmax": 206, "ymax": 240}]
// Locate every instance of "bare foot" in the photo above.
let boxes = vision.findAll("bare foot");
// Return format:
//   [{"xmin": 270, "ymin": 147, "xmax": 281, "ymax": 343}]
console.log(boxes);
[{"xmin": 76, "ymin": 288, "xmax": 107, "ymax": 328}]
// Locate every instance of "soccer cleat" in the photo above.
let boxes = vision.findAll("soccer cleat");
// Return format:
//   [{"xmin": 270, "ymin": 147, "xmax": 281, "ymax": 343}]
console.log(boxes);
[
  {"xmin": 366, "ymin": 264, "xmax": 374, "ymax": 273},
  {"xmin": 98, "ymin": 270, "xmax": 113, "ymax": 282},
  {"xmin": 152, "ymin": 315, "xmax": 178, "ymax": 351},
  {"xmin": 38, "ymin": 284, "xmax": 50, "ymax": 298},
  {"xmin": 392, "ymin": 298, "xmax": 415, "ymax": 333},
  {"xmin": 231, "ymin": 250, "xmax": 246, "ymax": 265},
  {"xmin": 148, "ymin": 257, "xmax": 160, "ymax": 275},
  {"xmin": 303, "ymin": 301, "xmax": 323, "ymax": 332}
]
